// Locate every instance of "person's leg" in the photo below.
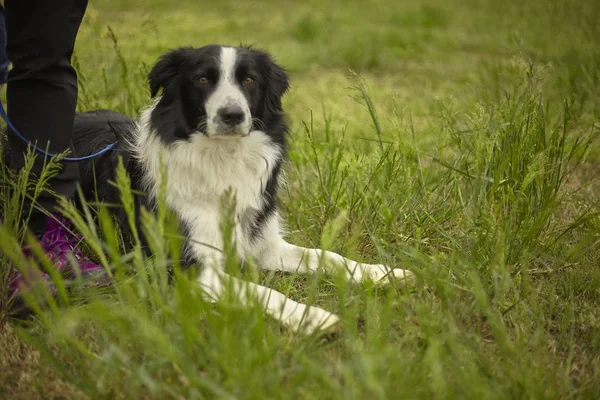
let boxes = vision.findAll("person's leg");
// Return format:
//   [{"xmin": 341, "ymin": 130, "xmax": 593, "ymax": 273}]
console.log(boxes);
[
  {"xmin": 0, "ymin": 5, "xmax": 9, "ymax": 86},
  {"xmin": 3, "ymin": 1, "xmax": 109, "ymax": 310},
  {"xmin": 5, "ymin": 0, "xmax": 88, "ymax": 232},
  {"xmin": 0, "ymin": 6, "xmax": 8, "ymax": 167}
]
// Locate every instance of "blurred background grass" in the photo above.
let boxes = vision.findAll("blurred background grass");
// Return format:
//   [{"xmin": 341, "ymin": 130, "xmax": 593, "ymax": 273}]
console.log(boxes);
[
  {"xmin": 75, "ymin": 0, "xmax": 599, "ymax": 138},
  {"xmin": 1, "ymin": 0, "xmax": 599, "ymax": 398}
]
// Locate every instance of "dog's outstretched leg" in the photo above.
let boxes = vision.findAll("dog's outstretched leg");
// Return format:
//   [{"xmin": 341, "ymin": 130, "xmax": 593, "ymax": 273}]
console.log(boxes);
[
  {"xmin": 197, "ymin": 266, "xmax": 340, "ymax": 334},
  {"xmin": 258, "ymin": 241, "xmax": 414, "ymax": 286},
  {"xmin": 256, "ymin": 217, "xmax": 415, "ymax": 286},
  {"xmin": 185, "ymin": 216, "xmax": 339, "ymax": 334}
]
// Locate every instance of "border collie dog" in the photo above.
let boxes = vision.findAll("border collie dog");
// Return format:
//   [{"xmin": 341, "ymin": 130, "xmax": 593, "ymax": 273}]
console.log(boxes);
[{"xmin": 73, "ymin": 45, "xmax": 414, "ymax": 334}]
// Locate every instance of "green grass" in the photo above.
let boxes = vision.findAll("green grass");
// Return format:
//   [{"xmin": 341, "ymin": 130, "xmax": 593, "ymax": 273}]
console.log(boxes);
[{"xmin": 1, "ymin": 0, "xmax": 600, "ymax": 398}]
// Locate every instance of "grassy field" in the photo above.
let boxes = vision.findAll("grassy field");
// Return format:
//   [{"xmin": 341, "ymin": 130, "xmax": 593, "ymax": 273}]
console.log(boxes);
[{"xmin": 1, "ymin": 0, "xmax": 600, "ymax": 398}]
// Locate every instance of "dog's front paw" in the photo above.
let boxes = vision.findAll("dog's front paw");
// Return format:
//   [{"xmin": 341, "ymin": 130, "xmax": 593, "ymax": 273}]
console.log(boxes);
[
  {"xmin": 350, "ymin": 264, "xmax": 415, "ymax": 286},
  {"xmin": 282, "ymin": 304, "xmax": 341, "ymax": 335}
]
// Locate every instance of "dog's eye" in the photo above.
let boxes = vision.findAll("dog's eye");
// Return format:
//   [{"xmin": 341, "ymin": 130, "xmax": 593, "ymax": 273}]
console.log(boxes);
[
  {"xmin": 244, "ymin": 77, "xmax": 254, "ymax": 85},
  {"xmin": 198, "ymin": 77, "xmax": 209, "ymax": 84}
]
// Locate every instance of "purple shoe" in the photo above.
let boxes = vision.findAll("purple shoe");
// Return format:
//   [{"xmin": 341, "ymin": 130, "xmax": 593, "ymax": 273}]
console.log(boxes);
[{"xmin": 8, "ymin": 214, "xmax": 110, "ymax": 305}]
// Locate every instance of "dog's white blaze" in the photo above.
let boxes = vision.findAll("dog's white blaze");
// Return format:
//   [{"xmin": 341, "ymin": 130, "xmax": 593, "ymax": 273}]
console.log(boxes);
[{"xmin": 205, "ymin": 47, "xmax": 252, "ymax": 136}]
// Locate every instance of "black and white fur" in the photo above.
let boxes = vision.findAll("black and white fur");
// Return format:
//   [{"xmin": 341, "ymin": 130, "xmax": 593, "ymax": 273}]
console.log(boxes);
[{"xmin": 74, "ymin": 45, "xmax": 414, "ymax": 334}]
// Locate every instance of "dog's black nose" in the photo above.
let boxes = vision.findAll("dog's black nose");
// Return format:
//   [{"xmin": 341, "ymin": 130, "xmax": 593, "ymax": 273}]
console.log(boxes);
[{"xmin": 218, "ymin": 105, "xmax": 245, "ymax": 126}]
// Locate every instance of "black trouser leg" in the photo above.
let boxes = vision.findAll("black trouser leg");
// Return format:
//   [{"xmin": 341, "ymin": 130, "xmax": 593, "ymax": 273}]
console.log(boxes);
[{"xmin": 5, "ymin": 0, "xmax": 88, "ymax": 232}]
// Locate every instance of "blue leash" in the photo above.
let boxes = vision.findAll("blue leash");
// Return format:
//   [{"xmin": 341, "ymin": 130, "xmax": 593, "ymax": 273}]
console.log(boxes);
[{"xmin": 0, "ymin": 99, "xmax": 117, "ymax": 162}]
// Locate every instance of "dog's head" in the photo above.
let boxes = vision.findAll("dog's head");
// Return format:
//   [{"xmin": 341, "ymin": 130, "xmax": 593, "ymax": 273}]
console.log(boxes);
[{"xmin": 148, "ymin": 45, "xmax": 289, "ymax": 142}]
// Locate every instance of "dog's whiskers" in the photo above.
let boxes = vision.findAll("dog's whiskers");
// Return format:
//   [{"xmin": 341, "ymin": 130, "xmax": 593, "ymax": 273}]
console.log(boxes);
[
  {"xmin": 252, "ymin": 117, "xmax": 266, "ymax": 131},
  {"xmin": 196, "ymin": 117, "xmax": 208, "ymax": 133}
]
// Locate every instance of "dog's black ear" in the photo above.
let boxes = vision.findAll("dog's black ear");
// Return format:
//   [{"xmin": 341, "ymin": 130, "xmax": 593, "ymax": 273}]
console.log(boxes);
[
  {"xmin": 148, "ymin": 47, "xmax": 190, "ymax": 97},
  {"xmin": 263, "ymin": 56, "xmax": 289, "ymax": 113}
]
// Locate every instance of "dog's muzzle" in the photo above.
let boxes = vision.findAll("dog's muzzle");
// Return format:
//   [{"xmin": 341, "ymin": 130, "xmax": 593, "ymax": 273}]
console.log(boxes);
[
  {"xmin": 211, "ymin": 105, "xmax": 250, "ymax": 137},
  {"xmin": 218, "ymin": 105, "xmax": 245, "ymax": 126}
]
